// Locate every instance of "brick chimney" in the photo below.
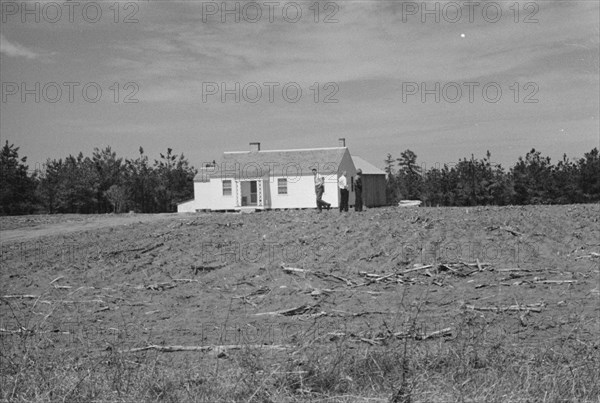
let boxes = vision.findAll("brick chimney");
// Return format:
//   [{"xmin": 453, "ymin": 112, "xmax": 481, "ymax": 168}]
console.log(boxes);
[
  {"xmin": 250, "ymin": 142, "xmax": 261, "ymax": 152},
  {"xmin": 338, "ymin": 138, "xmax": 346, "ymax": 147}
]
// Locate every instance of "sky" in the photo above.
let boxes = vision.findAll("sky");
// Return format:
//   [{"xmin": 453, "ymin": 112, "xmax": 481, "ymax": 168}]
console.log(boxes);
[{"xmin": 1, "ymin": 0, "xmax": 599, "ymax": 173}]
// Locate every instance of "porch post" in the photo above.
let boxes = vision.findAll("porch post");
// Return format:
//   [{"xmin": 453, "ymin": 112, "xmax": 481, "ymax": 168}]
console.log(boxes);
[{"xmin": 235, "ymin": 180, "xmax": 241, "ymax": 207}]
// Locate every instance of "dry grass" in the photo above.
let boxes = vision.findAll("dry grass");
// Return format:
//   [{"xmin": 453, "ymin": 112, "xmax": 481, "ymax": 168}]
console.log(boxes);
[{"xmin": 2, "ymin": 291, "xmax": 598, "ymax": 402}]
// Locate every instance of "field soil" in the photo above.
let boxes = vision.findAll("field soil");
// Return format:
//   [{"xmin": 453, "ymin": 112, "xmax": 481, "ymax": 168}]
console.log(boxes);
[{"xmin": 1, "ymin": 205, "xmax": 599, "ymax": 402}]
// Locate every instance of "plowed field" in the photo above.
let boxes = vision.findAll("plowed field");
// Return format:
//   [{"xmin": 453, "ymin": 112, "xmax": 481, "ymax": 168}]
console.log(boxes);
[{"xmin": 1, "ymin": 205, "xmax": 599, "ymax": 402}]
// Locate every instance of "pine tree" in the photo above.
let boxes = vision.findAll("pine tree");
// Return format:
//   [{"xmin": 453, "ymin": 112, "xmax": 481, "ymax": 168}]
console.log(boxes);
[
  {"xmin": 0, "ymin": 141, "xmax": 37, "ymax": 214},
  {"xmin": 153, "ymin": 148, "xmax": 197, "ymax": 212},
  {"xmin": 396, "ymin": 150, "xmax": 422, "ymax": 200}
]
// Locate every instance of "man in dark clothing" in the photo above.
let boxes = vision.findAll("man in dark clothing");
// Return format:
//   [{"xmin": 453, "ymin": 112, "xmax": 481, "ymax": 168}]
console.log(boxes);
[
  {"xmin": 338, "ymin": 170, "xmax": 349, "ymax": 212},
  {"xmin": 354, "ymin": 169, "xmax": 363, "ymax": 212},
  {"xmin": 312, "ymin": 168, "xmax": 331, "ymax": 212}
]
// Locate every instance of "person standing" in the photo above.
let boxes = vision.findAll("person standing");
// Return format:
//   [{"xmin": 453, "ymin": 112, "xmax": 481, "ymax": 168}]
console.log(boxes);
[
  {"xmin": 312, "ymin": 168, "xmax": 331, "ymax": 212},
  {"xmin": 354, "ymin": 169, "xmax": 363, "ymax": 212},
  {"xmin": 338, "ymin": 170, "xmax": 349, "ymax": 212}
]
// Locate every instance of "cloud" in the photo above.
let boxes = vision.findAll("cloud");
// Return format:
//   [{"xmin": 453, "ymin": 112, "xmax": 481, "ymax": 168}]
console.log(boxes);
[
  {"xmin": 0, "ymin": 35, "xmax": 38, "ymax": 59},
  {"xmin": 105, "ymin": 0, "xmax": 597, "ymax": 102}
]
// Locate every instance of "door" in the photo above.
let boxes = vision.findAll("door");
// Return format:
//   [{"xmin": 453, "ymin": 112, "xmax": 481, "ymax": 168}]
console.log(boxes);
[{"xmin": 250, "ymin": 181, "xmax": 257, "ymax": 205}]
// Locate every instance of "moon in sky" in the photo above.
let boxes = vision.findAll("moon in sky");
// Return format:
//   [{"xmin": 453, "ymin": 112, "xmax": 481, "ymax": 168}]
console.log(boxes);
[{"xmin": 460, "ymin": 33, "xmax": 466, "ymax": 38}]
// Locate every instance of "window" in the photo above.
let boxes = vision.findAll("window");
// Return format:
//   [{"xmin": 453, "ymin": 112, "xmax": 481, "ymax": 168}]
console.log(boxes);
[
  {"xmin": 222, "ymin": 180, "xmax": 232, "ymax": 196},
  {"xmin": 277, "ymin": 178, "xmax": 287, "ymax": 194}
]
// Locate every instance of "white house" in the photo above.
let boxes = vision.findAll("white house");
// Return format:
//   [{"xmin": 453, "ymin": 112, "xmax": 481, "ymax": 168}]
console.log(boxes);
[{"xmin": 177, "ymin": 141, "xmax": 384, "ymax": 212}]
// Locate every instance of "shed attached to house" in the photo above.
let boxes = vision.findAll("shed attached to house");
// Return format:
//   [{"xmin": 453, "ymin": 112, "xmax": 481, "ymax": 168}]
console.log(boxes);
[{"xmin": 352, "ymin": 155, "xmax": 387, "ymax": 208}]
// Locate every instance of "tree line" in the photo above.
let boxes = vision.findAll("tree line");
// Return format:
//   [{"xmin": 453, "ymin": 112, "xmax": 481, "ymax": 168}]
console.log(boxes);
[
  {"xmin": 0, "ymin": 142, "xmax": 197, "ymax": 215},
  {"xmin": 385, "ymin": 148, "xmax": 600, "ymax": 206},
  {"xmin": 1, "ymin": 142, "xmax": 599, "ymax": 215}
]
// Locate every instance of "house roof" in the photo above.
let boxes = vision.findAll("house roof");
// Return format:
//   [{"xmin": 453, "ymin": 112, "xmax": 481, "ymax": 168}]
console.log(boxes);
[
  {"xmin": 352, "ymin": 156, "xmax": 386, "ymax": 175},
  {"xmin": 194, "ymin": 147, "xmax": 348, "ymax": 181},
  {"xmin": 194, "ymin": 166, "xmax": 217, "ymax": 182}
]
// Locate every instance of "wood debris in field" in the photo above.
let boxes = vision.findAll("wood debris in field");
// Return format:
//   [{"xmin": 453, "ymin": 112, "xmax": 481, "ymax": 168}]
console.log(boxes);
[
  {"xmin": 0, "ymin": 327, "xmax": 72, "ymax": 336},
  {"xmin": 402, "ymin": 264, "xmax": 433, "ymax": 274},
  {"xmin": 255, "ymin": 304, "xmax": 318, "ymax": 317},
  {"xmin": 144, "ymin": 282, "xmax": 178, "ymax": 291},
  {"xmin": 117, "ymin": 344, "xmax": 289, "ymax": 357},
  {"xmin": 486, "ymin": 225, "xmax": 524, "ymax": 237},
  {"xmin": 127, "ymin": 279, "xmax": 199, "ymax": 292},
  {"xmin": 465, "ymin": 302, "xmax": 545, "ymax": 313},
  {"xmin": 401, "ymin": 262, "xmax": 491, "ymax": 278},
  {"xmin": 191, "ymin": 263, "xmax": 226, "ymax": 275},
  {"xmin": 360, "ymin": 250, "xmax": 386, "ymax": 262},
  {"xmin": 574, "ymin": 252, "xmax": 600, "ymax": 260},
  {"xmin": 1, "ymin": 296, "xmax": 105, "ymax": 304},
  {"xmin": 415, "ymin": 327, "xmax": 453, "ymax": 340},
  {"xmin": 358, "ymin": 271, "xmax": 403, "ymax": 284},
  {"xmin": 304, "ymin": 287, "xmax": 334, "ymax": 297},
  {"xmin": 313, "ymin": 272, "xmax": 354, "ymax": 286},
  {"xmin": 107, "ymin": 242, "xmax": 165, "ymax": 256},
  {"xmin": 233, "ymin": 286, "xmax": 271, "ymax": 306},
  {"xmin": 494, "ymin": 268, "xmax": 538, "ymax": 272},
  {"xmin": 534, "ymin": 279, "xmax": 577, "ymax": 284},
  {"xmin": 281, "ymin": 266, "xmax": 310, "ymax": 275},
  {"xmin": 280, "ymin": 265, "xmax": 355, "ymax": 286},
  {"xmin": 327, "ymin": 309, "xmax": 392, "ymax": 318},
  {"xmin": 333, "ymin": 326, "xmax": 453, "ymax": 344},
  {"xmin": 241, "ymin": 286, "xmax": 271, "ymax": 298},
  {"xmin": 437, "ymin": 263, "xmax": 478, "ymax": 277}
]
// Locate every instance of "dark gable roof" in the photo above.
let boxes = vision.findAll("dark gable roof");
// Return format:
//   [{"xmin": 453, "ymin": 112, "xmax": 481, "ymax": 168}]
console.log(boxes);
[
  {"xmin": 352, "ymin": 156, "xmax": 386, "ymax": 175},
  {"xmin": 194, "ymin": 147, "xmax": 347, "ymax": 181}
]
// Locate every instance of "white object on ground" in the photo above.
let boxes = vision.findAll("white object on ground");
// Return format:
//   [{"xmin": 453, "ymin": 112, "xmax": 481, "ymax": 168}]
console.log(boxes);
[{"xmin": 398, "ymin": 200, "xmax": 422, "ymax": 207}]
